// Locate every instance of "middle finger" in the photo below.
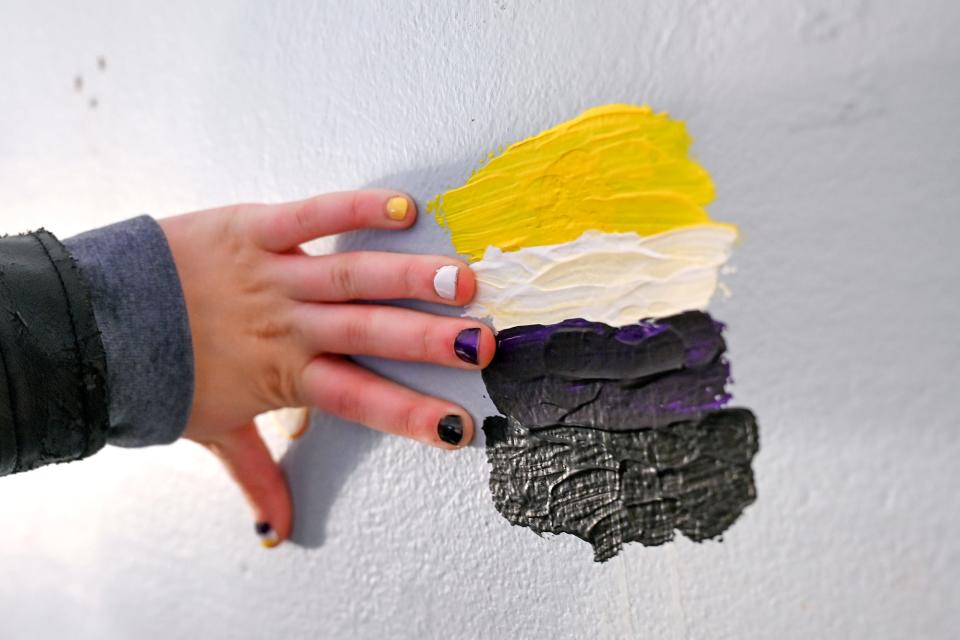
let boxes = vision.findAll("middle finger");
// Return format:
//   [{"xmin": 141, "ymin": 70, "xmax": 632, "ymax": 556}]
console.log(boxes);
[
  {"xmin": 293, "ymin": 303, "xmax": 496, "ymax": 369},
  {"xmin": 271, "ymin": 252, "xmax": 475, "ymax": 306}
]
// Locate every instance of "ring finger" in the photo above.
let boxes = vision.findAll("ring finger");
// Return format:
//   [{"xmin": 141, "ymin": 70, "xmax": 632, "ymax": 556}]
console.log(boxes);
[{"xmin": 293, "ymin": 303, "xmax": 496, "ymax": 369}]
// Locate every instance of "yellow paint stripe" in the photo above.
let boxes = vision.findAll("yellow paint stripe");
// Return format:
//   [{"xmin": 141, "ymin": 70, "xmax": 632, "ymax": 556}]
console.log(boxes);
[{"xmin": 429, "ymin": 104, "xmax": 734, "ymax": 261}]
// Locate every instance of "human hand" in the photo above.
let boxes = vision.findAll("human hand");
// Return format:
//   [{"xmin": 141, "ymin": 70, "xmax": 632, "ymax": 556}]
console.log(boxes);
[{"xmin": 157, "ymin": 190, "xmax": 495, "ymax": 547}]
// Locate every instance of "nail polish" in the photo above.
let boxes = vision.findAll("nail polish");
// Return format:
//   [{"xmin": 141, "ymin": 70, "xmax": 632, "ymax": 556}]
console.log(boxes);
[
  {"xmin": 386, "ymin": 196, "xmax": 409, "ymax": 221},
  {"xmin": 438, "ymin": 415, "xmax": 464, "ymax": 445},
  {"xmin": 255, "ymin": 521, "xmax": 280, "ymax": 549},
  {"xmin": 454, "ymin": 327, "xmax": 481, "ymax": 365},
  {"xmin": 433, "ymin": 265, "xmax": 459, "ymax": 300}
]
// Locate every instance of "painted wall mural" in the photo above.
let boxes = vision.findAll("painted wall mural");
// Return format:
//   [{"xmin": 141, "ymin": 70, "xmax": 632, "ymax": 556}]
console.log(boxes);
[{"xmin": 430, "ymin": 104, "xmax": 759, "ymax": 562}]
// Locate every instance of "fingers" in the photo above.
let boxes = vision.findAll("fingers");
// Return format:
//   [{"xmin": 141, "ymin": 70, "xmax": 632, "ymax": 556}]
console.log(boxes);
[
  {"xmin": 201, "ymin": 423, "xmax": 293, "ymax": 548},
  {"xmin": 252, "ymin": 190, "xmax": 416, "ymax": 253},
  {"xmin": 294, "ymin": 303, "xmax": 496, "ymax": 369},
  {"xmin": 270, "ymin": 252, "xmax": 476, "ymax": 306},
  {"xmin": 300, "ymin": 356, "xmax": 474, "ymax": 449}
]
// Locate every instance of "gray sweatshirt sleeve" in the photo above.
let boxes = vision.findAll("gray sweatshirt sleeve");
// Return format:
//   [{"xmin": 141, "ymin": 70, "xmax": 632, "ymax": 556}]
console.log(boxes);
[{"xmin": 64, "ymin": 215, "xmax": 194, "ymax": 447}]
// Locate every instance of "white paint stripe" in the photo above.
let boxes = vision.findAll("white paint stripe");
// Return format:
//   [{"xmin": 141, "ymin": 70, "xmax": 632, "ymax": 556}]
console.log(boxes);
[{"xmin": 466, "ymin": 226, "xmax": 736, "ymax": 329}]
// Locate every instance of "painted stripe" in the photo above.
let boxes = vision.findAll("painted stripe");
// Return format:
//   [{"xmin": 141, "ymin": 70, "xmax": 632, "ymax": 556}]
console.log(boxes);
[
  {"xmin": 481, "ymin": 311, "xmax": 732, "ymax": 430},
  {"xmin": 483, "ymin": 408, "xmax": 758, "ymax": 562},
  {"xmin": 429, "ymin": 104, "xmax": 734, "ymax": 261},
  {"xmin": 466, "ymin": 226, "xmax": 736, "ymax": 330}
]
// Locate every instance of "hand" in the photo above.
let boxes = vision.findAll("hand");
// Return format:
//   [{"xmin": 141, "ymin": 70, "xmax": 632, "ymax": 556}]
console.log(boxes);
[{"xmin": 157, "ymin": 190, "xmax": 495, "ymax": 547}]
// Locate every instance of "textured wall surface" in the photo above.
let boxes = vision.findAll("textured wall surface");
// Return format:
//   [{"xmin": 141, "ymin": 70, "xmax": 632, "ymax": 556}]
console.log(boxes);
[{"xmin": 1, "ymin": 1, "xmax": 958, "ymax": 638}]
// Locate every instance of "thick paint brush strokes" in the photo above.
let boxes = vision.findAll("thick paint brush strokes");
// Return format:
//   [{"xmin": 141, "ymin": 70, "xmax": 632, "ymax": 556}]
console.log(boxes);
[
  {"xmin": 428, "ymin": 104, "xmax": 735, "ymax": 261},
  {"xmin": 467, "ymin": 227, "xmax": 736, "ymax": 330},
  {"xmin": 482, "ymin": 311, "xmax": 731, "ymax": 429},
  {"xmin": 486, "ymin": 360, "xmax": 731, "ymax": 429},
  {"xmin": 483, "ymin": 409, "xmax": 759, "ymax": 562},
  {"xmin": 490, "ymin": 311, "xmax": 725, "ymax": 380}
]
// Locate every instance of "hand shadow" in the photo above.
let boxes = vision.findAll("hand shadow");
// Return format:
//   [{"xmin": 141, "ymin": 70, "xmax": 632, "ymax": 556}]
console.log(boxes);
[{"xmin": 282, "ymin": 162, "xmax": 499, "ymax": 548}]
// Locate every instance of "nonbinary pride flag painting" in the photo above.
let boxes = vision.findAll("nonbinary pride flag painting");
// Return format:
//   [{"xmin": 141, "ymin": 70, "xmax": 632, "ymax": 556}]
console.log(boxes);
[{"xmin": 430, "ymin": 104, "xmax": 759, "ymax": 562}]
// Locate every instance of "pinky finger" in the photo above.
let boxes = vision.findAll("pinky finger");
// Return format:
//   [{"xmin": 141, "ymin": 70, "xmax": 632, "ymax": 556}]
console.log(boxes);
[
  {"xmin": 300, "ymin": 356, "xmax": 473, "ymax": 449},
  {"xmin": 199, "ymin": 423, "xmax": 293, "ymax": 548}
]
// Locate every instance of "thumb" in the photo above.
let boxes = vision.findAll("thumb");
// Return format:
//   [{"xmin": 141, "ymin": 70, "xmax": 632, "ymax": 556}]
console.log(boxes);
[{"xmin": 202, "ymin": 422, "xmax": 293, "ymax": 548}]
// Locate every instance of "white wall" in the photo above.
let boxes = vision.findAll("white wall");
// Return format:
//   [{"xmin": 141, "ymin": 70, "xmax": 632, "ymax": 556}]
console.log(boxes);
[{"xmin": 1, "ymin": 1, "xmax": 958, "ymax": 638}]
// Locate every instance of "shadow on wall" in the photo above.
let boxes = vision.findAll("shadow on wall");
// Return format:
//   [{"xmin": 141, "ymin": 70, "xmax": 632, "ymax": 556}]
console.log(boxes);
[
  {"xmin": 281, "ymin": 163, "xmax": 493, "ymax": 549},
  {"xmin": 282, "ymin": 412, "xmax": 383, "ymax": 548}
]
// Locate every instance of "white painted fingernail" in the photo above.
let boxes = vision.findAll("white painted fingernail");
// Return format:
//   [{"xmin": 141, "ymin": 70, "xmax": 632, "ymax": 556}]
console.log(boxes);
[{"xmin": 433, "ymin": 265, "xmax": 459, "ymax": 300}]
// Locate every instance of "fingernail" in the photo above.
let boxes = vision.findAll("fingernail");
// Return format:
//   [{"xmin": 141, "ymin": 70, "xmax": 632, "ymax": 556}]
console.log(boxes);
[
  {"xmin": 454, "ymin": 327, "xmax": 481, "ymax": 365},
  {"xmin": 255, "ymin": 521, "xmax": 280, "ymax": 549},
  {"xmin": 433, "ymin": 265, "xmax": 459, "ymax": 300},
  {"xmin": 386, "ymin": 196, "xmax": 409, "ymax": 221},
  {"xmin": 438, "ymin": 415, "xmax": 464, "ymax": 445}
]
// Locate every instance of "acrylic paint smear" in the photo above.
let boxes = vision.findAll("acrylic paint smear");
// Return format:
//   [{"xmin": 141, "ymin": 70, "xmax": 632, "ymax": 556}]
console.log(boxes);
[
  {"xmin": 482, "ymin": 312, "xmax": 732, "ymax": 429},
  {"xmin": 484, "ymin": 408, "xmax": 759, "ymax": 563},
  {"xmin": 467, "ymin": 226, "xmax": 735, "ymax": 330},
  {"xmin": 490, "ymin": 310, "xmax": 725, "ymax": 380},
  {"xmin": 429, "ymin": 104, "xmax": 735, "ymax": 262}
]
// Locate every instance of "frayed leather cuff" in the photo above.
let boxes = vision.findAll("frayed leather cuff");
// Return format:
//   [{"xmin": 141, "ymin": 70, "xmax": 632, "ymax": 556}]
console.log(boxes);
[{"xmin": 0, "ymin": 230, "xmax": 109, "ymax": 476}]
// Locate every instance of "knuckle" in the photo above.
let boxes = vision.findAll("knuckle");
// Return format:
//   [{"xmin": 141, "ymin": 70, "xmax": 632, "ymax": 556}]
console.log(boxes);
[
  {"xmin": 398, "ymin": 403, "xmax": 422, "ymax": 441},
  {"xmin": 248, "ymin": 318, "xmax": 291, "ymax": 341},
  {"xmin": 419, "ymin": 324, "xmax": 445, "ymax": 362},
  {"xmin": 333, "ymin": 391, "xmax": 366, "ymax": 425},
  {"xmin": 260, "ymin": 363, "xmax": 300, "ymax": 408},
  {"xmin": 400, "ymin": 322, "xmax": 439, "ymax": 362},
  {"xmin": 349, "ymin": 192, "xmax": 364, "ymax": 227},
  {"xmin": 224, "ymin": 208, "xmax": 249, "ymax": 256},
  {"xmin": 293, "ymin": 198, "xmax": 320, "ymax": 237},
  {"xmin": 329, "ymin": 261, "xmax": 359, "ymax": 299},
  {"xmin": 420, "ymin": 325, "xmax": 433, "ymax": 361},
  {"xmin": 400, "ymin": 259, "xmax": 421, "ymax": 296},
  {"xmin": 343, "ymin": 312, "xmax": 371, "ymax": 351}
]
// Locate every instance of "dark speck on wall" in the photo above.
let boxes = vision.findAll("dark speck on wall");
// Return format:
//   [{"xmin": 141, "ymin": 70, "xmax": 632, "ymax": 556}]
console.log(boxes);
[{"xmin": 75, "ymin": 56, "xmax": 105, "ymax": 108}]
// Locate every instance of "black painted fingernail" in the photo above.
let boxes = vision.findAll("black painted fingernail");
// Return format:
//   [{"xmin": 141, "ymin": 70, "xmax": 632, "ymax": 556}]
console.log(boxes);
[
  {"xmin": 255, "ymin": 521, "xmax": 280, "ymax": 549},
  {"xmin": 454, "ymin": 327, "xmax": 481, "ymax": 365},
  {"xmin": 438, "ymin": 415, "xmax": 464, "ymax": 445}
]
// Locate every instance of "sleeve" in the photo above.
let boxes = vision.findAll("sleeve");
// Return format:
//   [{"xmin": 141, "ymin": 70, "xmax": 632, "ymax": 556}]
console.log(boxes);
[
  {"xmin": 0, "ymin": 229, "xmax": 110, "ymax": 475},
  {"xmin": 0, "ymin": 216, "xmax": 196, "ymax": 478},
  {"xmin": 63, "ymin": 215, "xmax": 194, "ymax": 448}
]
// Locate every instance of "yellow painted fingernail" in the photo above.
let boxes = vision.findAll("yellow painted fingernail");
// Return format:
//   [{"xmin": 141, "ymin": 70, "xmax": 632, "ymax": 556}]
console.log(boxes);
[{"xmin": 386, "ymin": 196, "xmax": 409, "ymax": 221}]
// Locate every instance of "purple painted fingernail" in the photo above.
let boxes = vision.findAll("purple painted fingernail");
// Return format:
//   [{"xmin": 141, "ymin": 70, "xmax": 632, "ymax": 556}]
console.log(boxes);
[{"xmin": 454, "ymin": 328, "xmax": 481, "ymax": 365}]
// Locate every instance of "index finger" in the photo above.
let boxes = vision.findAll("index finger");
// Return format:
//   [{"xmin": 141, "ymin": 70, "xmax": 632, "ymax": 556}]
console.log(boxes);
[{"xmin": 252, "ymin": 190, "xmax": 416, "ymax": 252}]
